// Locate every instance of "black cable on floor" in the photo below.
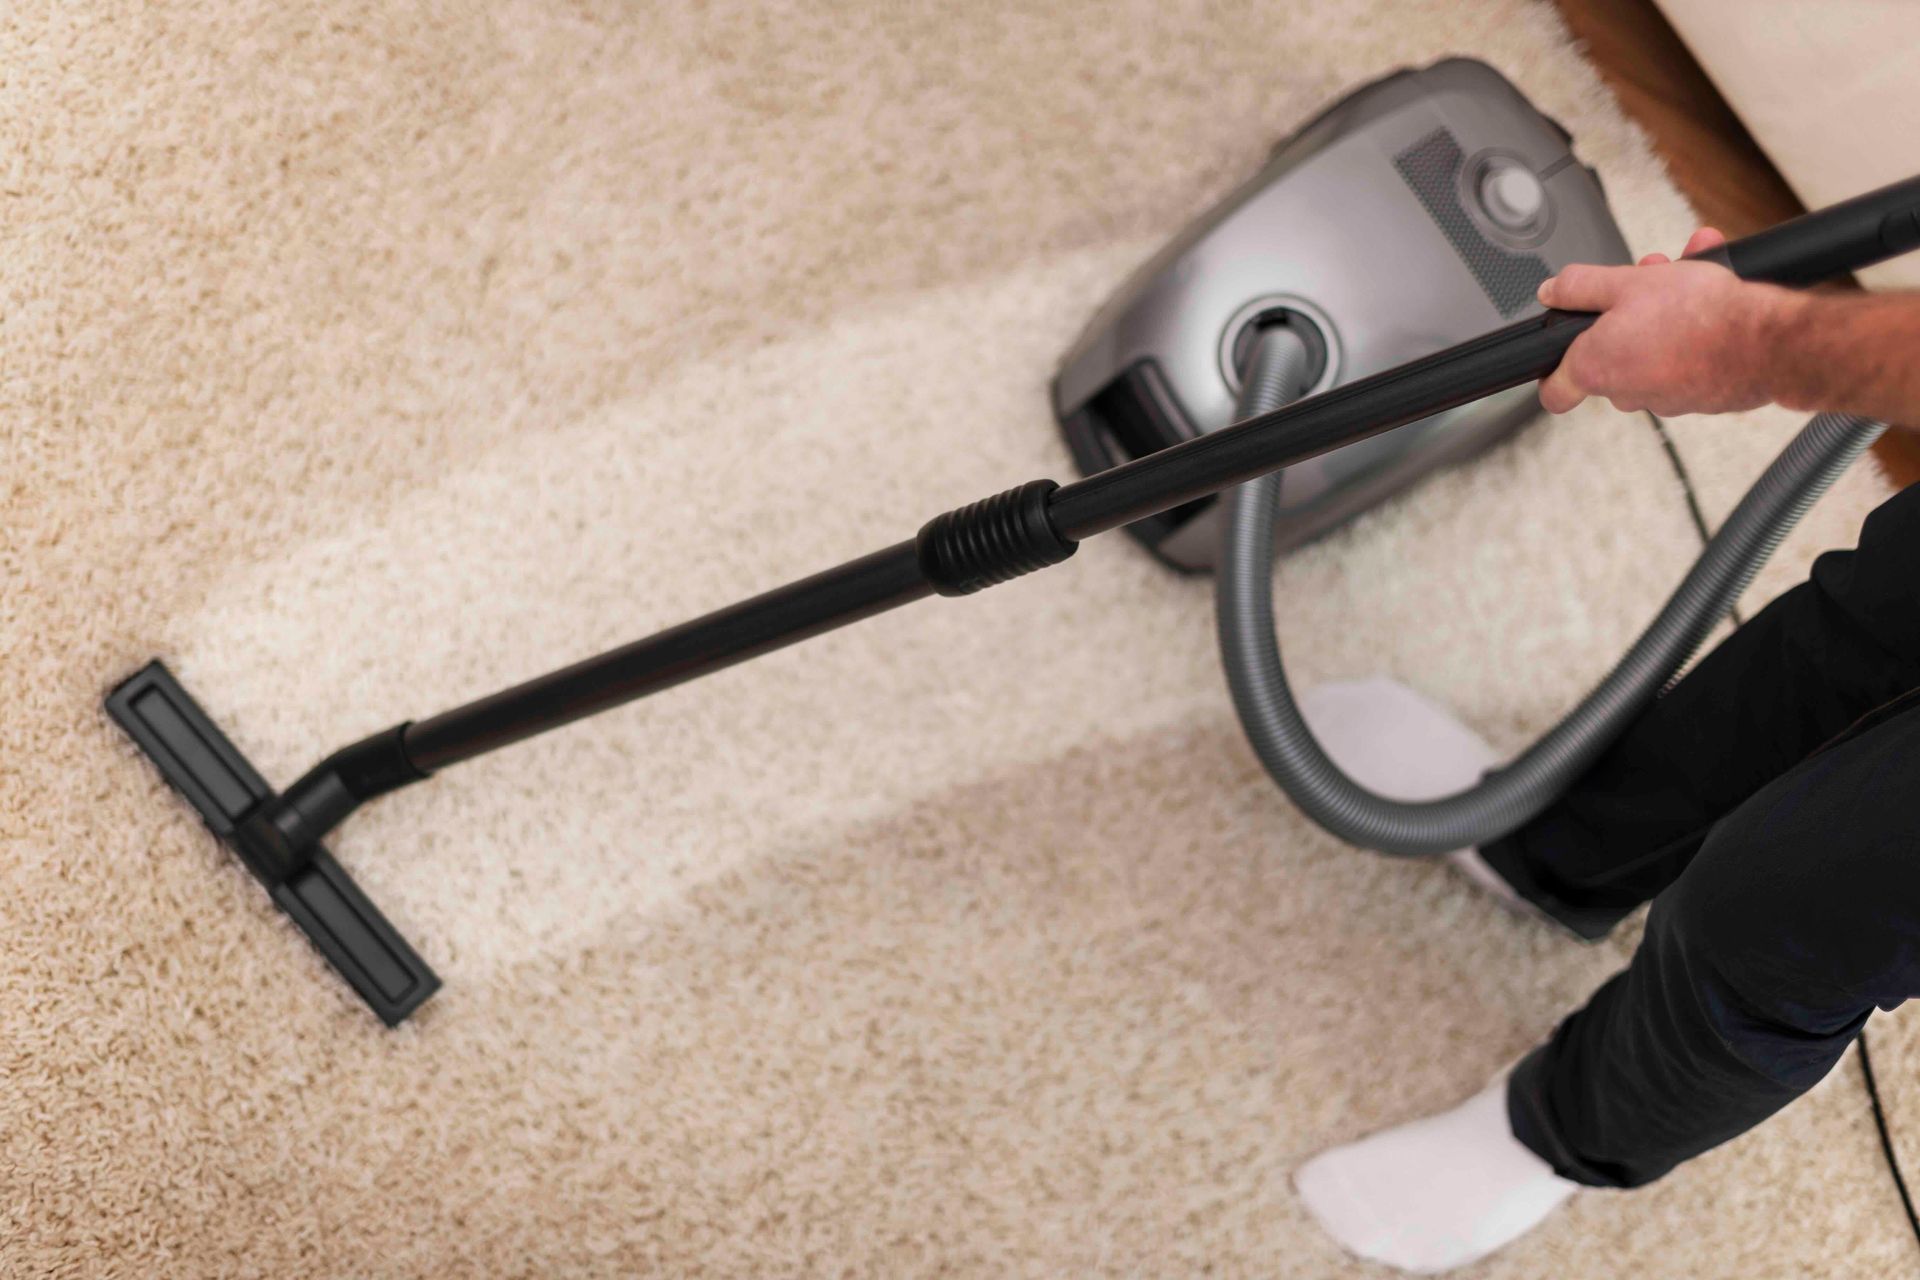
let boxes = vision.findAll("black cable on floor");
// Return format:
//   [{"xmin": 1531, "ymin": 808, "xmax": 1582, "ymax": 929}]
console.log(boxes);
[
  {"xmin": 1858, "ymin": 1031, "xmax": 1920, "ymax": 1256},
  {"xmin": 1644, "ymin": 411, "xmax": 1716, "ymax": 553},
  {"xmin": 1643, "ymin": 409, "xmax": 1920, "ymax": 1262}
]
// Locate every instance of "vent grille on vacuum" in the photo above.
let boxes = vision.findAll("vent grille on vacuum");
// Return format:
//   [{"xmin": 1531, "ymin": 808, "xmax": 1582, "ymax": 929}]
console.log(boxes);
[{"xmin": 1394, "ymin": 127, "xmax": 1550, "ymax": 316}]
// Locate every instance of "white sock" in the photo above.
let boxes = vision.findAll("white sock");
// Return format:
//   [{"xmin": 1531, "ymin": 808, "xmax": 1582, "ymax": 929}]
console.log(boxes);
[
  {"xmin": 1295, "ymin": 1075, "xmax": 1578, "ymax": 1274},
  {"xmin": 1296, "ymin": 679, "xmax": 1545, "ymax": 921},
  {"xmin": 1296, "ymin": 678, "xmax": 1498, "ymax": 803}
]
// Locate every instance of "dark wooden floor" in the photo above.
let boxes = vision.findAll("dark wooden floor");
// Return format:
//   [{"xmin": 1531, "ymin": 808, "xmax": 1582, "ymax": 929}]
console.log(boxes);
[{"xmin": 1551, "ymin": 0, "xmax": 1920, "ymax": 487}]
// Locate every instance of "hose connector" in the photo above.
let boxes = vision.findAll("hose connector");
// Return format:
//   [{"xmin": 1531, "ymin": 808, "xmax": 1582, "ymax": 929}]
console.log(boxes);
[
  {"xmin": 917, "ymin": 479, "xmax": 1078, "ymax": 596},
  {"xmin": 233, "ymin": 724, "xmax": 429, "ymax": 885}
]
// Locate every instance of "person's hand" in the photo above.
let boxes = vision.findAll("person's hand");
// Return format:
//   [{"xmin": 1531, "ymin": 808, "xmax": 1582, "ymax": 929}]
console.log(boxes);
[{"xmin": 1536, "ymin": 227, "xmax": 1803, "ymax": 416}]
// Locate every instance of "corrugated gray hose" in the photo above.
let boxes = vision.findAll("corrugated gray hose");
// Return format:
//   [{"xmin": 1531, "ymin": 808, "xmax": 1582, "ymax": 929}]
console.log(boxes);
[{"xmin": 1217, "ymin": 322, "xmax": 1885, "ymax": 856}]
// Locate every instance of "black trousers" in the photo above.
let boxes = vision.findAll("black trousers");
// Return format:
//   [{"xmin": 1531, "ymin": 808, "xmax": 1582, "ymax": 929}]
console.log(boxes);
[{"xmin": 1480, "ymin": 480, "xmax": 1920, "ymax": 1189}]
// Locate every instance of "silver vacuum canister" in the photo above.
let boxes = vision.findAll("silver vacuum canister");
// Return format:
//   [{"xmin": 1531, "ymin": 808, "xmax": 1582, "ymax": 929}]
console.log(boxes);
[{"xmin": 1052, "ymin": 58, "xmax": 1631, "ymax": 571}]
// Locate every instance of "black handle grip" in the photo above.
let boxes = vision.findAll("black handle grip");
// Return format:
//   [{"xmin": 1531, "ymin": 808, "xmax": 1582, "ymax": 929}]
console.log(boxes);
[{"xmin": 1700, "ymin": 173, "xmax": 1920, "ymax": 287}]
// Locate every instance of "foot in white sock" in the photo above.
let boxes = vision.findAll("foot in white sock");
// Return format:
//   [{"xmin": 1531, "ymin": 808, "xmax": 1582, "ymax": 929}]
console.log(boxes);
[
  {"xmin": 1295, "ymin": 1074, "xmax": 1579, "ymax": 1274},
  {"xmin": 1296, "ymin": 678, "xmax": 1569, "ymax": 932}
]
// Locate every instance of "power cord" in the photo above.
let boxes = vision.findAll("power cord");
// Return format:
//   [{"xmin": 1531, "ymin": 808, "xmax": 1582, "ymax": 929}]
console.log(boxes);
[
  {"xmin": 1644, "ymin": 410, "xmax": 1920, "ymax": 1260},
  {"xmin": 1858, "ymin": 1032, "xmax": 1920, "ymax": 1251}
]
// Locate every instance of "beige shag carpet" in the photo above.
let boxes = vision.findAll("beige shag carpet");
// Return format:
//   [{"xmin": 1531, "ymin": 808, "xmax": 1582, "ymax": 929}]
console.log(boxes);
[{"xmin": 8, "ymin": 1, "xmax": 1919, "ymax": 1275}]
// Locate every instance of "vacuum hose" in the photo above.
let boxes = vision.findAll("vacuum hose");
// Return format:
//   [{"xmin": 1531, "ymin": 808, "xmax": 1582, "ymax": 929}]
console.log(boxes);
[{"xmin": 1217, "ymin": 323, "xmax": 1884, "ymax": 856}]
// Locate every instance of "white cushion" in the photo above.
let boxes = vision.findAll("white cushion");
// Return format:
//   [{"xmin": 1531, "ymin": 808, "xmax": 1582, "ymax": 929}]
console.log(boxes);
[{"xmin": 1656, "ymin": 0, "xmax": 1920, "ymax": 288}]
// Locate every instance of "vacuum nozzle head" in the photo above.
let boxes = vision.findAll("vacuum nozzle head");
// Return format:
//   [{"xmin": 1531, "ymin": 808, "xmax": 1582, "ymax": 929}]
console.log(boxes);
[{"xmin": 106, "ymin": 661, "xmax": 439, "ymax": 1026}]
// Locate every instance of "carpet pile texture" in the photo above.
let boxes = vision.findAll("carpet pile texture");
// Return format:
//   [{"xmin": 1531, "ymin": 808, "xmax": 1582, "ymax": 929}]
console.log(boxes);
[{"xmin": 6, "ymin": 1, "xmax": 1915, "ymax": 1274}]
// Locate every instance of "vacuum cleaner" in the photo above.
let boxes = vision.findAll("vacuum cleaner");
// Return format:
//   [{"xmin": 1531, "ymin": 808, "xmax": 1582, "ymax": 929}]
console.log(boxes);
[
  {"xmin": 107, "ymin": 60, "xmax": 1920, "ymax": 1024},
  {"xmin": 1055, "ymin": 60, "xmax": 1631, "ymax": 571}
]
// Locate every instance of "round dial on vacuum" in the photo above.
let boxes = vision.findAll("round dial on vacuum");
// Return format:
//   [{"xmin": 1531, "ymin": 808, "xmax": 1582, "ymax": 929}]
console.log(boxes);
[{"xmin": 1477, "ymin": 160, "xmax": 1547, "ymax": 231}]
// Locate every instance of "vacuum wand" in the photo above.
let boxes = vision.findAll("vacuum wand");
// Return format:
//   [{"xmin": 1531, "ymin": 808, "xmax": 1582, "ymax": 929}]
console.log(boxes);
[
  {"xmin": 404, "ymin": 172, "xmax": 1920, "ymax": 760},
  {"xmin": 107, "ymin": 174, "xmax": 1920, "ymax": 1024}
]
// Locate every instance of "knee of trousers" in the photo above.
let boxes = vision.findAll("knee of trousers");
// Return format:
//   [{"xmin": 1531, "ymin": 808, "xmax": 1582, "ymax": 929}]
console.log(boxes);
[{"xmin": 1650, "ymin": 788, "xmax": 1918, "ymax": 1090}]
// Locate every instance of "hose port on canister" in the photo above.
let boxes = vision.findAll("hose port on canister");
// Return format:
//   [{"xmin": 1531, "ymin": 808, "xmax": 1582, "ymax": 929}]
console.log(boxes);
[{"xmin": 1221, "ymin": 299, "xmax": 1337, "ymax": 399}]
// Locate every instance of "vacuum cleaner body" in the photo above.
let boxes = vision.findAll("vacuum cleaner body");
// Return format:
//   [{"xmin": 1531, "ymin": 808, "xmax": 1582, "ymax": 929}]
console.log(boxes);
[{"xmin": 1053, "ymin": 58, "xmax": 1632, "ymax": 570}]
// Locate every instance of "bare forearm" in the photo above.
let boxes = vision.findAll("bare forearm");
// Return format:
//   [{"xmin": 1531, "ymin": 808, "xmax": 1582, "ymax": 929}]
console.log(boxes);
[
  {"xmin": 1538, "ymin": 224, "xmax": 1920, "ymax": 422},
  {"xmin": 1767, "ymin": 290, "xmax": 1920, "ymax": 427}
]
